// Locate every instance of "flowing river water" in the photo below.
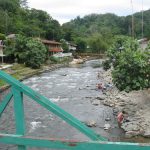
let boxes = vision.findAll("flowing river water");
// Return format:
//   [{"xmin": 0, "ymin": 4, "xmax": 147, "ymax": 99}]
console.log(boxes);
[{"xmin": 0, "ymin": 59, "xmax": 125, "ymax": 150}]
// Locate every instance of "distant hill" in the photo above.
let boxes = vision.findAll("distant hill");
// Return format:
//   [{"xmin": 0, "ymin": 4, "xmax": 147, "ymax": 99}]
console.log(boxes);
[{"xmin": 62, "ymin": 9, "xmax": 150, "ymax": 40}]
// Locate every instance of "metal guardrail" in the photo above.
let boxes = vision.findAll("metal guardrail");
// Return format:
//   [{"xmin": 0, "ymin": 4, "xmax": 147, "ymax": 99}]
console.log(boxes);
[{"xmin": 0, "ymin": 70, "xmax": 150, "ymax": 150}]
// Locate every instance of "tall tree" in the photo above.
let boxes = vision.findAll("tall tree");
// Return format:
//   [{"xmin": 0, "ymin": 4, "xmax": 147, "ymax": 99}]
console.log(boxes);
[{"xmin": 20, "ymin": 0, "xmax": 28, "ymax": 8}]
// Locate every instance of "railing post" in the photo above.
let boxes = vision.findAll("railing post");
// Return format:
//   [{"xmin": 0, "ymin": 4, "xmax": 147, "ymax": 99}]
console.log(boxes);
[{"xmin": 12, "ymin": 87, "xmax": 26, "ymax": 150}]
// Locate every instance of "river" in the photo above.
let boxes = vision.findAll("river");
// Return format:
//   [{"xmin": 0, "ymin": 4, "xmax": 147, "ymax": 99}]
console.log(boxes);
[{"xmin": 0, "ymin": 59, "xmax": 124, "ymax": 150}]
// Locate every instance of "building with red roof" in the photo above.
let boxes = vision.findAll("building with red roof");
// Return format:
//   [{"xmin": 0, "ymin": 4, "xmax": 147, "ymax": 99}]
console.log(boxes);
[{"xmin": 41, "ymin": 39, "xmax": 63, "ymax": 55}]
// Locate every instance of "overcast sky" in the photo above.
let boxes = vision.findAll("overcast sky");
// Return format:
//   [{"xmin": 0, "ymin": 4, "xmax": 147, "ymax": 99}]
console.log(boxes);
[{"xmin": 28, "ymin": 0, "xmax": 150, "ymax": 24}]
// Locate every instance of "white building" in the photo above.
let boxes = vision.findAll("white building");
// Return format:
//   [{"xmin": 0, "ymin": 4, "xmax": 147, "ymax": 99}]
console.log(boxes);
[
  {"xmin": 69, "ymin": 43, "xmax": 77, "ymax": 51},
  {"xmin": 0, "ymin": 40, "xmax": 5, "ymax": 64}
]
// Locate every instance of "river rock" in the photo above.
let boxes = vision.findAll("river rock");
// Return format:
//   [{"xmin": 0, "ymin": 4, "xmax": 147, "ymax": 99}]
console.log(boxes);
[
  {"xmin": 125, "ymin": 131, "xmax": 140, "ymax": 138},
  {"xmin": 85, "ymin": 96, "xmax": 92, "ymax": 99},
  {"xmin": 143, "ymin": 133, "xmax": 150, "ymax": 138},
  {"xmin": 118, "ymin": 102, "xmax": 126, "ymax": 106},
  {"xmin": 105, "ymin": 117, "xmax": 111, "ymax": 121},
  {"xmin": 104, "ymin": 124, "xmax": 111, "ymax": 130},
  {"xmin": 91, "ymin": 100, "xmax": 100, "ymax": 105},
  {"xmin": 122, "ymin": 122, "xmax": 140, "ymax": 132},
  {"xmin": 113, "ymin": 108, "xmax": 119, "ymax": 115},
  {"xmin": 143, "ymin": 129, "xmax": 150, "ymax": 138},
  {"xmin": 103, "ymin": 100, "xmax": 114, "ymax": 107},
  {"xmin": 115, "ymin": 95, "xmax": 127, "ymax": 101},
  {"xmin": 85, "ymin": 120, "xmax": 97, "ymax": 127},
  {"xmin": 96, "ymin": 95, "xmax": 106, "ymax": 100}
]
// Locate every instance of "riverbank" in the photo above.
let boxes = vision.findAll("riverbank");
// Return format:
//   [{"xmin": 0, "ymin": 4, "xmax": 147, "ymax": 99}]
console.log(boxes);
[{"xmin": 96, "ymin": 68, "xmax": 150, "ymax": 140}]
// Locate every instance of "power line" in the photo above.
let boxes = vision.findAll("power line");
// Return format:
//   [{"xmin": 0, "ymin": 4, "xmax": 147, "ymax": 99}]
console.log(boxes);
[
  {"xmin": 130, "ymin": 0, "xmax": 134, "ymax": 38},
  {"xmin": 4, "ymin": 1, "xmax": 8, "ymax": 35},
  {"xmin": 141, "ymin": 0, "xmax": 144, "ymax": 38}
]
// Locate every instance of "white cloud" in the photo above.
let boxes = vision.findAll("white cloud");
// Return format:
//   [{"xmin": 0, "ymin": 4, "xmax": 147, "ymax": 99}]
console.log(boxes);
[{"xmin": 28, "ymin": 0, "xmax": 150, "ymax": 24}]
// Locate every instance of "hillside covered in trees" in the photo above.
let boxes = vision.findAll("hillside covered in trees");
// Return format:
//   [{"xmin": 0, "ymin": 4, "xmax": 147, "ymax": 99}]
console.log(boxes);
[
  {"xmin": 62, "ymin": 9, "xmax": 150, "ymax": 39},
  {"xmin": 0, "ymin": 0, "xmax": 62, "ymax": 40},
  {"xmin": 62, "ymin": 9, "xmax": 150, "ymax": 52}
]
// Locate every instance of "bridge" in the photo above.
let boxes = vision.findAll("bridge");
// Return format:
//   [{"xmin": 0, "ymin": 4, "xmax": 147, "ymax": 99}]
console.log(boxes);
[{"xmin": 0, "ymin": 70, "xmax": 149, "ymax": 150}]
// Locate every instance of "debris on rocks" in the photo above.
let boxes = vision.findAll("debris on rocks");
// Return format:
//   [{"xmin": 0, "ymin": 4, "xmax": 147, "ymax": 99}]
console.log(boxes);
[
  {"xmin": 85, "ymin": 120, "xmax": 97, "ymax": 127},
  {"xmin": 104, "ymin": 123, "xmax": 111, "ymax": 130},
  {"xmin": 105, "ymin": 117, "xmax": 111, "ymax": 121},
  {"xmin": 96, "ymin": 67, "xmax": 150, "ymax": 138},
  {"xmin": 91, "ymin": 100, "xmax": 100, "ymax": 106}
]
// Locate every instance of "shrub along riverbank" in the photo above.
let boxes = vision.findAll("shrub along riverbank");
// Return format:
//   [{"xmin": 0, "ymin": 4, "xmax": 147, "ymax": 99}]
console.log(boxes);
[{"xmin": 103, "ymin": 36, "xmax": 150, "ymax": 92}]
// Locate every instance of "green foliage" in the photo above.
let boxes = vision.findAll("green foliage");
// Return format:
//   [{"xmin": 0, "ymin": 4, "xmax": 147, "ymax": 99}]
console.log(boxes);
[
  {"xmin": 102, "ymin": 59, "xmax": 111, "ymax": 71},
  {"xmin": 112, "ymin": 50, "xmax": 150, "ymax": 92},
  {"xmin": 25, "ymin": 38, "xmax": 47, "ymax": 68},
  {"xmin": 49, "ymin": 56, "xmax": 70, "ymax": 64},
  {"xmin": 62, "ymin": 10, "xmax": 150, "ymax": 47},
  {"xmin": 5, "ymin": 35, "xmax": 47, "ymax": 68},
  {"xmin": 13, "ymin": 34, "xmax": 28, "ymax": 62},
  {"xmin": 146, "ymin": 41, "xmax": 150, "ymax": 51},
  {"xmin": 49, "ymin": 56, "xmax": 60, "ymax": 63},
  {"xmin": 4, "ymin": 38, "xmax": 16, "ymax": 56},
  {"xmin": 0, "ymin": 0, "xmax": 20, "ymax": 13},
  {"xmin": 61, "ymin": 40, "xmax": 69, "ymax": 53},
  {"xmin": 20, "ymin": 0, "xmax": 28, "ymax": 8},
  {"xmin": 107, "ymin": 35, "xmax": 139, "ymax": 67},
  {"xmin": 0, "ymin": 1, "xmax": 62, "ymax": 40},
  {"xmin": 75, "ymin": 38, "xmax": 87, "ymax": 52},
  {"xmin": 4, "ymin": 34, "xmax": 27, "ymax": 62},
  {"xmin": 0, "ymin": 33, "xmax": 5, "ymax": 40},
  {"xmin": 62, "ymin": 25, "xmax": 77, "ymax": 41},
  {"xmin": 89, "ymin": 35, "xmax": 108, "ymax": 53},
  {"xmin": 105, "ymin": 36, "xmax": 150, "ymax": 92}
]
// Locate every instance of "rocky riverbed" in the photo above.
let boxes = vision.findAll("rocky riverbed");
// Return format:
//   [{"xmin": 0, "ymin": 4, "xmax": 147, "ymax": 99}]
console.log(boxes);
[{"xmin": 94, "ymin": 68, "xmax": 150, "ymax": 139}]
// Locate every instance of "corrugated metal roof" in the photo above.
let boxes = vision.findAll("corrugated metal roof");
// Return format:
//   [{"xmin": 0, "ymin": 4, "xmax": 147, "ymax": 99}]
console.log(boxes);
[{"xmin": 41, "ymin": 39, "xmax": 61, "ymax": 45}]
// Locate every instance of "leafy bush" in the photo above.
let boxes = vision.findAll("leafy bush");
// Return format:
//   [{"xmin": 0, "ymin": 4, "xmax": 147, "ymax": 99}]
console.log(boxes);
[
  {"xmin": 112, "ymin": 49, "xmax": 150, "ymax": 92},
  {"xmin": 13, "ymin": 34, "xmax": 28, "ymax": 63},
  {"xmin": 75, "ymin": 38, "xmax": 87, "ymax": 52},
  {"xmin": 0, "ymin": 33, "xmax": 6, "ymax": 40},
  {"xmin": 5, "ymin": 34, "xmax": 47, "ymax": 68},
  {"xmin": 49, "ymin": 56, "xmax": 60, "ymax": 63},
  {"xmin": 107, "ymin": 35, "xmax": 139, "ymax": 62},
  {"xmin": 89, "ymin": 36, "xmax": 108, "ymax": 53},
  {"xmin": 49, "ymin": 56, "xmax": 71, "ymax": 64},
  {"xmin": 105, "ymin": 35, "xmax": 150, "ymax": 92},
  {"xmin": 146, "ymin": 41, "xmax": 150, "ymax": 51},
  {"xmin": 60, "ymin": 39, "xmax": 69, "ymax": 53},
  {"xmin": 25, "ymin": 38, "xmax": 47, "ymax": 68},
  {"xmin": 4, "ymin": 34, "xmax": 28, "ymax": 61},
  {"xmin": 102, "ymin": 59, "xmax": 111, "ymax": 70}
]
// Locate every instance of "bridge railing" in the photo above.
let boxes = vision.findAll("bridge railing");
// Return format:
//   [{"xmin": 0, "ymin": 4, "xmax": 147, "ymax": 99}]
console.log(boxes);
[{"xmin": 0, "ymin": 70, "xmax": 149, "ymax": 150}]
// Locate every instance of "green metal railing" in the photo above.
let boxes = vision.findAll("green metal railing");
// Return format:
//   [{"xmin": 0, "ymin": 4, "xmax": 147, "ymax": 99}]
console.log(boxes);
[{"xmin": 0, "ymin": 70, "xmax": 149, "ymax": 150}]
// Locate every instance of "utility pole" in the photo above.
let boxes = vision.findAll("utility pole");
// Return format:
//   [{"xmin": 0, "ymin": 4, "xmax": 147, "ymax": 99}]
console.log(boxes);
[
  {"xmin": 131, "ymin": 0, "xmax": 134, "ymax": 38},
  {"xmin": 53, "ymin": 30, "xmax": 54, "ymax": 41},
  {"xmin": 141, "ymin": 0, "xmax": 144, "ymax": 38},
  {"xmin": 5, "ymin": 11, "xmax": 8, "ymax": 35}
]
